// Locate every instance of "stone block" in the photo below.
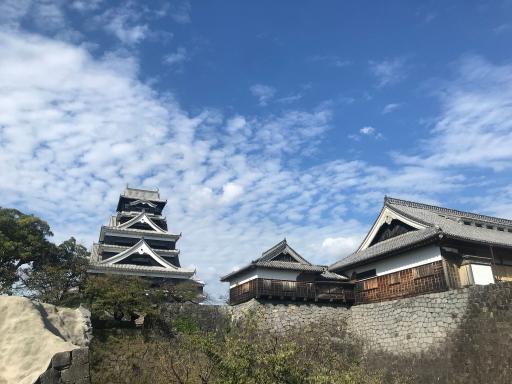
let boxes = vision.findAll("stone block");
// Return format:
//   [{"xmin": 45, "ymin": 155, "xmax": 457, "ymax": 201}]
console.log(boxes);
[
  {"xmin": 52, "ymin": 351, "xmax": 71, "ymax": 370},
  {"xmin": 72, "ymin": 348, "xmax": 89, "ymax": 365},
  {"xmin": 38, "ymin": 368, "xmax": 61, "ymax": 384},
  {"xmin": 60, "ymin": 364, "xmax": 89, "ymax": 384}
]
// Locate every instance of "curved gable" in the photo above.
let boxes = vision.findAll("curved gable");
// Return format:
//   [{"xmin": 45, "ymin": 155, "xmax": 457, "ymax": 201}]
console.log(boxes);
[
  {"xmin": 100, "ymin": 239, "xmax": 177, "ymax": 269},
  {"xmin": 117, "ymin": 212, "xmax": 166, "ymax": 233},
  {"xmin": 358, "ymin": 205, "xmax": 427, "ymax": 251}
]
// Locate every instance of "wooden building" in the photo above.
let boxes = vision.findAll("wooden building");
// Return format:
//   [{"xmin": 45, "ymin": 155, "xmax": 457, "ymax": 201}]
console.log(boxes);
[
  {"xmin": 220, "ymin": 239, "xmax": 354, "ymax": 305},
  {"xmin": 88, "ymin": 187, "xmax": 203, "ymax": 292},
  {"xmin": 329, "ymin": 197, "xmax": 512, "ymax": 304}
]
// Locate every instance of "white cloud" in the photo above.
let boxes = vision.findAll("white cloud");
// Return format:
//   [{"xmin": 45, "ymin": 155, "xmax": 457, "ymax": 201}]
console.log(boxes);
[
  {"xmin": 369, "ymin": 57, "xmax": 407, "ymax": 87},
  {"xmin": 99, "ymin": 4, "xmax": 149, "ymax": 45},
  {"xmin": 276, "ymin": 93, "xmax": 303, "ymax": 104},
  {"xmin": 0, "ymin": 0, "xmax": 32, "ymax": 30},
  {"xmin": 395, "ymin": 56, "xmax": 512, "ymax": 171},
  {"xmin": 168, "ymin": 0, "xmax": 191, "ymax": 24},
  {"xmin": 220, "ymin": 183, "xmax": 244, "ymax": 204},
  {"xmin": 382, "ymin": 103, "xmax": 401, "ymax": 114},
  {"xmin": 349, "ymin": 126, "xmax": 383, "ymax": 140},
  {"xmin": 360, "ymin": 126, "xmax": 375, "ymax": 135},
  {"xmin": 250, "ymin": 84, "xmax": 276, "ymax": 106},
  {"xmin": 163, "ymin": 46, "xmax": 189, "ymax": 68},
  {"xmin": 308, "ymin": 55, "xmax": 351, "ymax": 68},
  {"xmin": 70, "ymin": 0, "xmax": 103, "ymax": 12},
  {"xmin": 321, "ymin": 236, "xmax": 361, "ymax": 258}
]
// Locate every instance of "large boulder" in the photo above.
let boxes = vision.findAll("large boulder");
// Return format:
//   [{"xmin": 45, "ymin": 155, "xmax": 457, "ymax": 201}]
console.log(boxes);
[{"xmin": 0, "ymin": 296, "xmax": 90, "ymax": 384}]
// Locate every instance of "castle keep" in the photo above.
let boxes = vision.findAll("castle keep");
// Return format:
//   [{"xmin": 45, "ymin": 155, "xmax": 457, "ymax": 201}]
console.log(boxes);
[{"xmin": 88, "ymin": 187, "xmax": 203, "ymax": 290}]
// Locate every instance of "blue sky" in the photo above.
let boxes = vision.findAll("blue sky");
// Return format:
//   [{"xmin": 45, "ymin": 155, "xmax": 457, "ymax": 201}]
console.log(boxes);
[{"xmin": 1, "ymin": 0, "xmax": 512, "ymax": 299}]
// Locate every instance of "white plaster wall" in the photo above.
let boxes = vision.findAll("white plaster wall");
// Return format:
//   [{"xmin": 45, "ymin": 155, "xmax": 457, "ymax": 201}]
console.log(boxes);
[
  {"xmin": 344, "ymin": 244, "xmax": 442, "ymax": 278},
  {"xmin": 229, "ymin": 268, "xmax": 300, "ymax": 288},
  {"xmin": 470, "ymin": 264, "xmax": 494, "ymax": 285}
]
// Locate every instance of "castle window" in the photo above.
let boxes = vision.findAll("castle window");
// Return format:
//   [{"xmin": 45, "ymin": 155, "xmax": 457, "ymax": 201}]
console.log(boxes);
[
  {"xmin": 389, "ymin": 273, "xmax": 400, "ymax": 285},
  {"xmin": 356, "ymin": 269, "xmax": 377, "ymax": 280},
  {"xmin": 363, "ymin": 279, "xmax": 378, "ymax": 290},
  {"xmin": 240, "ymin": 282, "xmax": 250, "ymax": 294},
  {"xmin": 413, "ymin": 263, "xmax": 435, "ymax": 279}
]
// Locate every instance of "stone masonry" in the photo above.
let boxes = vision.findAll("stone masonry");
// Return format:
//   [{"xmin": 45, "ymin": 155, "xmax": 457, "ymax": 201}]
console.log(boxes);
[
  {"xmin": 36, "ymin": 348, "xmax": 90, "ymax": 384},
  {"xmin": 229, "ymin": 282, "xmax": 512, "ymax": 355}
]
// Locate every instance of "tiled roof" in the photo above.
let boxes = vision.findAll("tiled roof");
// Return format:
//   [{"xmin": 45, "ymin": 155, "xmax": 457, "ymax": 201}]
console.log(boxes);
[
  {"xmin": 320, "ymin": 270, "xmax": 348, "ymax": 281},
  {"xmin": 386, "ymin": 198, "xmax": 512, "ymax": 248},
  {"xmin": 88, "ymin": 262, "xmax": 194, "ymax": 277},
  {"xmin": 122, "ymin": 187, "xmax": 162, "ymax": 201},
  {"xmin": 329, "ymin": 227, "xmax": 440, "ymax": 270},
  {"xmin": 220, "ymin": 239, "xmax": 348, "ymax": 281},
  {"xmin": 329, "ymin": 197, "xmax": 512, "ymax": 271},
  {"xmin": 257, "ymin": 239, "xmax": 311, "ymax": 264},
  {"xmin": 254, "ymin": 261, "xmax": 325, "ymax": 272},
  {"xmin": 386, "ymin": 197, "xmax": 512, "ymax": 227},
  {"xmin": 100, "ymin": 226, "xmax": 181, "ymax": 240}
]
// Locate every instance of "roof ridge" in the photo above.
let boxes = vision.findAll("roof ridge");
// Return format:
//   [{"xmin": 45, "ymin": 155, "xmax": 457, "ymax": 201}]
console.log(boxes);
[
  {"xmin": 385, "ymin": 197, "xmax": 512, "ymax": 226},
  {"xmin": 256, "ymin": 259, "xmax": 327, "ymax": 268},
  {"xmin": 125, "ymin": 186, "xmax": 159, "ymax": 193},
  {"xmin": 329, "ymin": 227, "xmax": 441, "ymax": 271},
  {"xmin": 261, "ymin": 238, "xmax": 287, "ymax": 257}
]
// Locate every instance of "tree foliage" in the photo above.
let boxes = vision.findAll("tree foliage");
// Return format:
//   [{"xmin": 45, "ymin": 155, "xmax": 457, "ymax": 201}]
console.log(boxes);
[
  {"xmin": 23, "ymin": 237, "xmax": 89, "ymax": 305},
  {"xmin": 83, "ymin": 274, "xmax": 158, "ymax": 320},
  {"xmin": 0, "ymin": 207, "xmax": 54, "ymax": 293},
  {"xmin": 83, "ymin": 275, "xmax": 203, "ymax": 321}
]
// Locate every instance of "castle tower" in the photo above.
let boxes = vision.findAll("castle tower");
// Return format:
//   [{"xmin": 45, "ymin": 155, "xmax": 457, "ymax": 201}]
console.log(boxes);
[{"xmin": 88, "ymin": 187, "xmax": 201, "ymax": 287}]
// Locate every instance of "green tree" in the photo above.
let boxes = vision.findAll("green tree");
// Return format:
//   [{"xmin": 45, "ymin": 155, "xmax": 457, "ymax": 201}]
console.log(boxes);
[
  {"xmin": 23, "ymin": 237, "xmax": 89, "ymax": 306},
  {"xmin": 83, "ymin": 274, "xmax": 159, "ymax": 320},
  {"xmin": 0, "ymin": 207, "xmax": 54, "ymax": 293}
]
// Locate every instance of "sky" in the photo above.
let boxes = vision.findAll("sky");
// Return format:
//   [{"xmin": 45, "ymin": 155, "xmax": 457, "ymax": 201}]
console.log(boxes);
[{"xmin": 1, "ymin": 0, "xmax": 512, "ymax": 300}]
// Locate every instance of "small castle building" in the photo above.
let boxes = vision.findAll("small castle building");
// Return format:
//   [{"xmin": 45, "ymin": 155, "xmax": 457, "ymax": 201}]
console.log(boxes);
[
  {"xmin": 220, "ymin": 239, "xmax": 354, "ymax": 305},
  {"xmin": 88, "ymin": 187, "xmax": 203, "ymax": 291}
]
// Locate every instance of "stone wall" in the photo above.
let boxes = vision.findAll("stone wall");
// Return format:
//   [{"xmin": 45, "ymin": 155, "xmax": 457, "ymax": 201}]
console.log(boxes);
[
  {"xmin": 36, "ymin": 348, "xmax": 90, "ymax": 384},
  {"xmin": 230, "ymin": 298, "xmax": 350, "ymax": 334},
  {"xmin": 348, "ymin": 288, "xmax": 469, "ymax": 353},
  {"xmin": 229, "ymin": 282, "xmax": 512, "ymax": 355}
]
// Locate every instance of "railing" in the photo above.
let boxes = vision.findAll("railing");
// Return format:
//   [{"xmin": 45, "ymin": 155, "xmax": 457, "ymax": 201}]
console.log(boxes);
[{"xmin": 229, "ymin": 278, "xmax": 355, "ymax": 305}]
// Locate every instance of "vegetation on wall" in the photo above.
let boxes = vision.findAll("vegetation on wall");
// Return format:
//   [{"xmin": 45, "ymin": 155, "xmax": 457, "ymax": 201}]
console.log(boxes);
[{"xmin": 90, "ymin": 312, "xmax": 415, "ymax": 384}]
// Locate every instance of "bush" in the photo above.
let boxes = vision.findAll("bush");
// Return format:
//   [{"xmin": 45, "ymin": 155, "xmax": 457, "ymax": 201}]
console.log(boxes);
[{"xmin": 89, "ymin": 316, "xmax": 399, "ymax": 384}]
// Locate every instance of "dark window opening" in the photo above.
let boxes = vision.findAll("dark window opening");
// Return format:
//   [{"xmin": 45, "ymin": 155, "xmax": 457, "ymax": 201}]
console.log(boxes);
[
  {"xmin": 273, "ymin": 253, "xmax": 298, "ymax": 262},
  {"xmin": 355, "ymin": 269, "xmax": 377, "ymax": 280}
]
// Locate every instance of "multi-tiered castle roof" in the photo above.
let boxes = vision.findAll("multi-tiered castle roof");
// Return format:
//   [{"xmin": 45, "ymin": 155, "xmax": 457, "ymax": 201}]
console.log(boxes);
[{"xmin": 88, "ymin": 187, "xmax": 198, "ymax": 282}]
